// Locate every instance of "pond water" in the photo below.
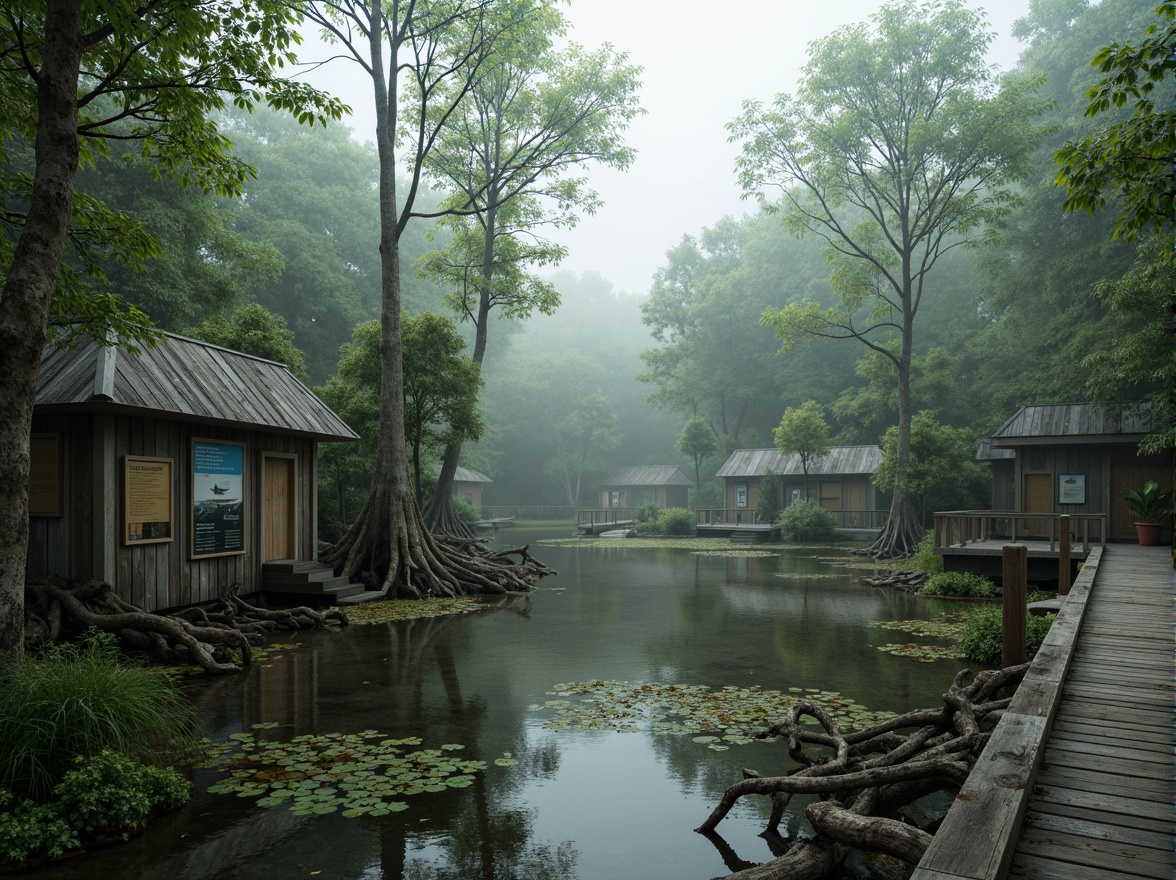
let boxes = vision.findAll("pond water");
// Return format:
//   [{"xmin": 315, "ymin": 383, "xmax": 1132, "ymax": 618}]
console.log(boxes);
[{"xmin": 42, "ymin": 525, "xmax": 974, "ymax": 880}]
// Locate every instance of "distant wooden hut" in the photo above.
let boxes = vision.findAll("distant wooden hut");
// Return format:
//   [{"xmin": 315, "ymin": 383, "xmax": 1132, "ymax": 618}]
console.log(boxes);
[
  {"xmin": 715, "ymin": 446, "xmax": 888, "ymax": 527},
  {"xmin": 27, "ymin": 332, "xmax": 358, "ymax": 612},
  {"xmin": 985, "ymin": 403, "xmax": 1169, "ymax": 543},
  {"xmin": 599, "ymin": 465, "xmax": 693, "ymax": 509},
  {"xmin": 433, "ymin": 464, "xmax": 492, "ymax": 507}
]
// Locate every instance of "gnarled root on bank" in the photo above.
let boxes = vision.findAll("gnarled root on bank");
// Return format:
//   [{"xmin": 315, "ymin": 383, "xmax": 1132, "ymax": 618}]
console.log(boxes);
[
  {"xmin": 23, "ymin": 576, "xmax": 347, "ymax": 675},
  {"xmin": 861, "ymin": 570, "xmax": 927, "ymax": 591},
  {"xmin": 697, "ymin": 664, "xmax": 1029, "ymax": 880}
]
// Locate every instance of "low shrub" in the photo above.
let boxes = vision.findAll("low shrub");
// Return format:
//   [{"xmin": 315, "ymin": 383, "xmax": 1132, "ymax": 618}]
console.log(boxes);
[
  {"xmin": 0, "ymin": 629, "xmax": 198, "ymax": 800},
  {"xmin": 921, "ymin": 570, "xmax": 996, "ymax": 598},
  {"xmin": 636, "ymin": 500, "xmax": 661, "ymax": 524},
  {"xmin": 779, "ymin": 500, "xmax": 836, "ymax": 542},
  {"xmin": 454, "ymin": 498, "xmax": 480, "ymax": 524},
  {"xmin": 0, "ymin": 751, "xmax": 189, "ymax": 864},
  {"xmin": 655, "ymin": 507, "xmax": 695, "ymax": 535},
  {"xmin": 957, "ymin": 607, "xmax": 1056, "ymax": 666},
  {"xmin": 0, "ymin": 790, "xmax": 76, "ymax": 864},
  {"xmin": 911, "ymin": 533, "xmax": 943, "ymax": 574}
]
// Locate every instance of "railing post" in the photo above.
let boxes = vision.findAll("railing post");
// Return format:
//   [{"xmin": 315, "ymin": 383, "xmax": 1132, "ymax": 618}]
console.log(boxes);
[
  {"xmin": 1058, "ymin": 515, "xmax": 1071, "ymax": 596},
  {"xmin": 1002, "ymin": 544, "xmax": 1028, "ymax": 667}
]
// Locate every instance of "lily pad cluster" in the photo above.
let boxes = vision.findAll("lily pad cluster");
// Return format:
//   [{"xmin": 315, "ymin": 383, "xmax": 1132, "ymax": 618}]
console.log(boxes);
[
  {"xmin": 342, "ymin": 596, "xmax": 486, "ymax": 626},
  {"xmin": 201, "ymin": 726, "xmax": 499, "ymax": 817},
  {"xmin": 871, "ymin": 615, "xmax": 967, "ymax": 663},
  {"xmin": 691, "ymin": 550, "xmax": 779, "ymax": 558},
  {"xmin": 532, "ymin": 681, "xmax": 895, "ymax": 748}
]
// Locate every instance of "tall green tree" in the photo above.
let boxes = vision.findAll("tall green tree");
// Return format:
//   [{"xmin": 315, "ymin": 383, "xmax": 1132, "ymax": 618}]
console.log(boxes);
[
  {"xmin": 190, "ymin": 303, "xmax": 308, "ymax": 378},
  {"xmin": 401, "ymin": 312, "xmax": 484, "ymax": 505},
  {"xmin": 547, "ymin": 394, "xmax": 619, "ymax": 506},
  {"xmin": 676, "ymin": 418, "xmax": 716, "ymax": 502},
  {"xmin": 967, "ymin": 0, "xmax": 1147, "ymax": 426},
  {"xmin": 773, "ymin": 401, "xmax": 830, "ymax": 501},
  {"xmin": 732, "ymin": 0, "xmax": 1051, "ymax": 557},
  {"xmin": 1054, "ymin": 1, "xmax": 1176, "ymax": 241},
  {"xmin": 419, "ymin": 10, "xmax": 641, "ymax": 534},
  {"xmin": 301, "ymin": 0, "xmax": 548, "ymax": 596},
  {"xmin": 0, "ymin": 0, "xmax": 342, "ymax": 659},
  {"xmin": 872, "ymin": 412, "xmax": 989, "ymax": 526}
]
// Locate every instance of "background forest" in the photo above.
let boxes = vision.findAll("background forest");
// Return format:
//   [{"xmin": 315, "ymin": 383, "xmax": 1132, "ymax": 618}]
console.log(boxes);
[{"xmin": 34, "ymin": 0, "xmax": 1168, "ymax": 531}]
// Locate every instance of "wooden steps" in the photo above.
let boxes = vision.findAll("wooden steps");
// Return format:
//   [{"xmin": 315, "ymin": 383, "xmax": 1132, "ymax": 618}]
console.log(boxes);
[{"xmin": 261, "ymin": 559, "xmax": 373, "ymax": 604}]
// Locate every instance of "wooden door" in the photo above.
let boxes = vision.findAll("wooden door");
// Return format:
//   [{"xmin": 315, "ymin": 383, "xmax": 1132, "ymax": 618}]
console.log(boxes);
[
  {"xmin": 1023, "ymin": 473, "xmax": 1052, "ymax": 538},
  {"xmin": 263, "ymin": 457, "xmax": 296, "ymax": 561}
]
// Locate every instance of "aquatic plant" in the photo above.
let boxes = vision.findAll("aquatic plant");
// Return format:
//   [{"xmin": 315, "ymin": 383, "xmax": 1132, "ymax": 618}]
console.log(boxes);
[
  {"xmin": 0, "ymin": 629, "xmax": 197, "ymax": 800},
  {"xmin": 534, "ymin": 680, "xmax": 895, "ymax": 745},
  {"xmin": 201, "ymin": 729, "xmax": 496, "ymax": 818}
]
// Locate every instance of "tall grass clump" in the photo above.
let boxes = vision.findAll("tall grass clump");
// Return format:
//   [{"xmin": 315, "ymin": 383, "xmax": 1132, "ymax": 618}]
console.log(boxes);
[
  {"xmin": 779, "ymin": 500, "xmax": 836, "ymax": 542},
  {"xmin": 0, "ymin": 630, "xmax": 198, "ymax": 800}
]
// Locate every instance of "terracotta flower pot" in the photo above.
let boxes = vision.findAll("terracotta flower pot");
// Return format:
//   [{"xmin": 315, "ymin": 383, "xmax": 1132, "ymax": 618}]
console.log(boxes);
[{"xmin": 1134, "ymin": 522, "xmax": 1162, "ymax": 546}]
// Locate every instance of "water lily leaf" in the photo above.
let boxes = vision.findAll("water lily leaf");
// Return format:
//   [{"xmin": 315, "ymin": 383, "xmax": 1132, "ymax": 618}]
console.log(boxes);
[
  {"xmin": 692, "ymin": 736, "xmax": 719, "ymax": 744},
  {"xmin": 494, "ymin": 758, "xmax": 518, "ymax": 767}
]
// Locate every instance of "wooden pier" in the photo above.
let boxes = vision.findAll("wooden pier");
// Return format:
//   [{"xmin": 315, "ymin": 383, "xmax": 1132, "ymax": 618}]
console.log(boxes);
[{"xmin": 913, "ymin": 543, "xmax": 1173, "ymax": 880}]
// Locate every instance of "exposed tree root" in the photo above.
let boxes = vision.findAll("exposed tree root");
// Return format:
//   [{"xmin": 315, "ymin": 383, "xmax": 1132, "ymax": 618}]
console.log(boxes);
[
  {"xmin": 697, "ymin": 665, "xmax": 1029, "ymax": 880},
  {"xmin": 23, "ymin": 576, "xmax": 347, "ymax": 674},
  {"xmin": 323, "ymin": 487, "xmax": 554, "ymax": 599},
  {"xmin": 862, "ymin": 570, "xmax": 927, "ymax": 590},
  {"xmin": 854, "ymin": 496, "xmax": 924, "ymax": 560},
  {"xmin": 422, "ymin": 490, "xmax": 477, "ymax": 539}
]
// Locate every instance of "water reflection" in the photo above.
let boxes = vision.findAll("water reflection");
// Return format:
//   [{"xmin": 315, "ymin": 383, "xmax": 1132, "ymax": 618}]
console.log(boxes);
[{"xmin": 41, "ymin": 528, "xmax": 968, "ymax": 880}]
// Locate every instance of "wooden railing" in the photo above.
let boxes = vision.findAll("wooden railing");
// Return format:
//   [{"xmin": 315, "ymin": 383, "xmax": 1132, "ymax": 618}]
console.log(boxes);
[
  {"xmin": 933, "ymin": 510, "xmax": 1107, "ymax": 553},
  {"xmin": 911, "ymin": 545, "xmax": 1105, "ymax": 880},
  {"xmin": 574, "ymin": 508, "xmax": 637, "ymax": 528},
  {"xmin": 695, "ymin": 508, "xmax": 887, "ymax": 529}
]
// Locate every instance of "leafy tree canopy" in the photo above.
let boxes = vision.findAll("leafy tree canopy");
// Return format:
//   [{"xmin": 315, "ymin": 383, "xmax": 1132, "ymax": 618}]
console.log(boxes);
[
  {"xmin": 189, "ymin": 303, "xmax": 307, "ymax": 378},
  {"xmin": 1054, "ymin": 1, "xmax": 1176, "ymax": 240}
]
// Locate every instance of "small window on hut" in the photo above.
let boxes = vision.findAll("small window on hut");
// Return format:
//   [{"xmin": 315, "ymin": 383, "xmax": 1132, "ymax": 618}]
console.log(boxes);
[
  {"xmin": 29, "ymin": 433, "xmax": 62, "ymax": 517},
  {"xmin": 819, "ymin": 481, "xmax": 842, "ymax": 510}
]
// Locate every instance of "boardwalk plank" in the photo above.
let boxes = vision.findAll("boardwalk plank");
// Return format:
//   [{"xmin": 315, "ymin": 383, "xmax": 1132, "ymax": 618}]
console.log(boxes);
[
  {"xmin": 1027, "ymin": 800, "xmax": 1173, "ymax": 836},
  {"xmin": 1035, "ymin": 764, "xmax": 1172, "ymax": 801},
  {"xmin": 1015, "ymin": 827, "xmax": 1170, "ymax": 875},
  {"xmin": 1010, "ymin": 852, "xmax": 1167, "ymax": 880},
  {"xmin": 1023, "ymin": 811, "xmax": 1171, "ymax": 852}
]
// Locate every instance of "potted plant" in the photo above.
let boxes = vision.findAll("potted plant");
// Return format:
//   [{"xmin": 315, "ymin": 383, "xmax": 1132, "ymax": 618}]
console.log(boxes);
[{"xmin": 1123, "ymin": 480, "xmax": 1171, "ymax": 546}]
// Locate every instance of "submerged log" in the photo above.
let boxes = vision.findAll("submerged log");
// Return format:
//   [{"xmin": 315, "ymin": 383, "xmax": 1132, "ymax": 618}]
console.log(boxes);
[
  {"xmin": 23, "ymin": 577, "xmax": 347, "ymax": 674},
  {"xmin": 697, "ymin": 665, "xmax": 1029, "ymax": 880}
]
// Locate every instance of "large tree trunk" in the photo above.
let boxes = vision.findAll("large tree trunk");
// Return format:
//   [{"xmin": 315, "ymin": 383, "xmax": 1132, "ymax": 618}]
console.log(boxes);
[
  {"xmin": 859, "ymin": 281, "xmax": 923, "ymax": 559},
  {"xmin": 323, "ymin": 4, "xmax": 547, "ymax": 596},
  {"xmin": 425, "ymin": 201, "xmax": 495, "ymax": 538},
  {"xmin": 0, "ymin": 0, "xmax": 84, "ymax": 661}
]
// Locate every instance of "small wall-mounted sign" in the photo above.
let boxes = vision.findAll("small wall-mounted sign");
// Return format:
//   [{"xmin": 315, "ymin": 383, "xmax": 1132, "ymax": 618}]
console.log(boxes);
[
  {"xmin": 124, "ymin": 456, "xmax": 173, "ymax": 544},
  {"xmin": 1058, "ymin": 473, "xmax": 1085, "ymax": 505},
  {"xmin": 191, "ymin": 439, "xmax": 246, "ymax": 558}
]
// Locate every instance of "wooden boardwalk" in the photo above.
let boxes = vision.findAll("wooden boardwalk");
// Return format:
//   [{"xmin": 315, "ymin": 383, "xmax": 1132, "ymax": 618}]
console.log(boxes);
[
  {"xmin": 1008, "ymin": 544, "xmax": 1173, "ymax": 880},
  {"xmin": 913, "ymin": 544, "xmax": 1173, "ymax": 880}
]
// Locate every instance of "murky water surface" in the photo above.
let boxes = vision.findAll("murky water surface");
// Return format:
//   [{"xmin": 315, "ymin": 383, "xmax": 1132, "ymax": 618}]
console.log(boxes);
[{"xmin": 42, "ymin": 526, "xmax": 971, "ymax": 880}]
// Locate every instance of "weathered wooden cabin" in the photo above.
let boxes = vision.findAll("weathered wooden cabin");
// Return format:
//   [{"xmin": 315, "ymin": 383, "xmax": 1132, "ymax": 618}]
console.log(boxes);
[
  {"xmin": 714, "ymin": 446, "xmax": 888, "ymax": 528},
  {"xmin": 598, "ymin": 465, "xmax": 693, "ymax": 509},
  {"xmin": 984, "ymin": 402, "xmax": 1170, "ymax": 543},
  {"xmin": 27, "ymin": 332, "xmax": 358, "ymax": 612},
  {"xmin": 433, "ymin": 464, "xmax": 492, "ymax": 507}
]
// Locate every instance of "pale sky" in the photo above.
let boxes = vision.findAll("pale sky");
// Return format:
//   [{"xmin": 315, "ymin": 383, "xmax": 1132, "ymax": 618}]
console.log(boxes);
[{"xmin": 301, "ymin": 0, "xmax": 1035, "ymax": 296}]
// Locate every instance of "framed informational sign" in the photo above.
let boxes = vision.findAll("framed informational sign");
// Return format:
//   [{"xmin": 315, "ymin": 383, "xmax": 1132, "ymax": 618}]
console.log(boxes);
[
  {"xmin": 124, "ymin": 456, "xmax": 173, "ymax": 544},
  {"xmin": 191, "ymin": 439, "xmax": 246, "ymax": 558},
  {"xmin": 1058, "ymin": 473, "xmax": 1085, "ymax": 505},
  {"xmin": 29, "ymin": 433, "xmax": 62, "ymax": 517},
  {"xmin": 735, "ymin": 484, "xmax": 748, "ymax": 509}
]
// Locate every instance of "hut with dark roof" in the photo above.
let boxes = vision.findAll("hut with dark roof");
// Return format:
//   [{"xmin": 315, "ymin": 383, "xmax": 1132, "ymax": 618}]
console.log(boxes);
[
  {"xmin": 27, "ymin": 332, "xmax": 358, "ymax": 611},
  {"xmin": 985, "ymin": 402, "xmax": 1169, "ymax": 543},
  {"xmin": 715, "ymin": 446, "xmax": 888, "ymax": 528},
  {"xmin": 598, "ymin": 465, "xmax": 693, "ymax": 509}
]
